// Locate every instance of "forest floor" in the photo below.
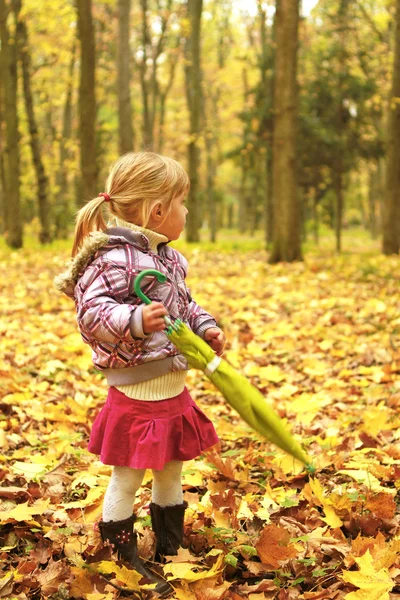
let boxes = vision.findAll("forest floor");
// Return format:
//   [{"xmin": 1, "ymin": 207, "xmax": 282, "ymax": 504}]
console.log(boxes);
[{"xmin": 1, "ymin": 228, "xmax": 400, "ymax": 600}]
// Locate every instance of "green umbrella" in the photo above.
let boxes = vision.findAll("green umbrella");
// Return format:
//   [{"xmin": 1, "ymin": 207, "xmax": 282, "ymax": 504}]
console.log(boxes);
[{"xmin": 135, "ymin": 269, "xmax": 315, "ymax": 471}]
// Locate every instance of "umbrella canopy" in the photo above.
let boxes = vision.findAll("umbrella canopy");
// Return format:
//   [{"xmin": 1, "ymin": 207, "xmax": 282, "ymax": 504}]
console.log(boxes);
[{"xmin": 135, "ymin": 270, "xmax": 314, "ymax": 471}]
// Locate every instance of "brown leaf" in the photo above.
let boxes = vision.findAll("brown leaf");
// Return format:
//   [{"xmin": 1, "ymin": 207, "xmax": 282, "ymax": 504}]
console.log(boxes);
[
  {"xmin": 36, "ymin": 559, "xmax": 70, "ymax": 596},
  {"xmin": 365, "ymin": 492, "xmax": 396, "ymax": 520},
  {"xmin": 0, "ymin": 573, "xmax": 14, "ymax": 598},
  {"xmin": 30, "ymin": 539, "xmax": 52, "ymax": 565},
  {"xmin": 191, "ymin": 576, "xmax": 231, "ymax": 599},
  {"xmin": 255, "ymin": 524, "xmax": 298, "ymax": 568},
  {"xmin": 351, "ymin": 531, "xmax": 386, "ymax": 559},
  {"xmin": 204, "ymin": 447, "xmax": 240, "ymax": 480},
  {"xmin": 0, "ymin": 486, "xmax": 30, "ymax": 500}
]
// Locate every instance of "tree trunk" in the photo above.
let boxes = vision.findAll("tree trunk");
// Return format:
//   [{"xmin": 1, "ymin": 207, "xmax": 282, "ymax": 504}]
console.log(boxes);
[
  {"xmin": 257, "ymin": 0, "xmax": 275, "ymax": 248},
  {"xmin": 335, "ymin": 169, "xmax": 343, "ymax": 253},
  {"xmin": 205, "ymin": 129, "xmax": 217, "ymax": 242},
  {"xmin": 118, "ymin": 0, "xmax": 134, "ymax": 154},
  {"xmin": 269, "ymin": 0, "xmax": 301, "ymax": 263},
  {"xmin": 265, "ymin": 151, "xmax": 273, "ymax": 244},
  {"xmin": 0, "ymin": 3, "xmax": 5, "ymax": 234},
  {"xmin": 17, "ymin": 7, "xmax": 52, "ymax": 244},
  {"xmin": 55, "ymin": 43, "xmax": 76, "ymax": 239},
  {"xmin": 139, "ymin": 0, "xmax": 152, "ymax": 149},
  {"xmin": 312, "ymin": 190, "xmax": 319, "ymax": 245},
  {"xmin": 76, "ymin": 0, "xmax": 97, "ymax": 203},
  {"xmin": 239, "ymin": 160, "xmax": 248, "ymax": 233},
  {"xmin": 383, "ymin": 0, "xmax": 400, "ymax": 254},
  {"xmin": 0, "ymin": 0, "xmax": 22, "ymax": 248},
  {"xmin": 158, "ymin": 47, "xmax": 179, "ymax": 153},
  {"xmin": 368, "ymin": 164, "xmax": 380, "ymax": 239},
  {"xmin": 184, "ymin": 0, "xmax": 203, "ymax": 242}
]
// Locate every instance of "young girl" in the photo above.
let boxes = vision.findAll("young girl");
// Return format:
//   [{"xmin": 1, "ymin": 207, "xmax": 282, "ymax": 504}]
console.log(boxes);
[{"xmin": 55, "ymin": 151, "xmax": 225, "ymax": 595}]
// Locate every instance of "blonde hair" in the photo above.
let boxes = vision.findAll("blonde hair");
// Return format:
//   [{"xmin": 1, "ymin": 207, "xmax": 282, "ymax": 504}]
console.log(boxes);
[{"xmin": 72, "ymin": 151, "xmax": 190, "ymax": 256}]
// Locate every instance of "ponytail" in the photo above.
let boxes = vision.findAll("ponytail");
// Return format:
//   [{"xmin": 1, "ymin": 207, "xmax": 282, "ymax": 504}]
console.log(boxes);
[{"xmin": 72, "ymin": 196, "xmax": 109, "ymax": 257}]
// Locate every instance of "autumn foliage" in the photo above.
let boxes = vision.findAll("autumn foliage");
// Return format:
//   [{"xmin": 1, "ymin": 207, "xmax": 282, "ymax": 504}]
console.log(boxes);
[{"xmin": 1, "ymin": 241, "xmax": 400, "ymax": 599}]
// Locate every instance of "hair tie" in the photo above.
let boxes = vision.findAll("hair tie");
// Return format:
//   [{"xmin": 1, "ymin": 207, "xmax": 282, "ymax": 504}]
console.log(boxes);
[{"xmin": 98, "ymin": 192, "xmax": 111, "ymax": 202}]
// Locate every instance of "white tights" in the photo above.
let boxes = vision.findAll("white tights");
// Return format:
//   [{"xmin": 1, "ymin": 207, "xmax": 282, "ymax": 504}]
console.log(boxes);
[{"xmin": 102, "ymin": 461, "xmax": 184, "ymax": 522}]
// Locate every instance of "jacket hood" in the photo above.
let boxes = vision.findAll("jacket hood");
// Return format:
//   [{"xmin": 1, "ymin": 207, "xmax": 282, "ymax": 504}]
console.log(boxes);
[{"xmin": 54, "ymin": 227, "xmax": 154, "ymax": 298}]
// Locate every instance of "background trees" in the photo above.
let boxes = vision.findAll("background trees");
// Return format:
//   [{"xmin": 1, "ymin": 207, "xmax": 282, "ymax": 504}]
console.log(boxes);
[{"xmin": 0, "ymin": 0, "xmax": 399, "ymax": 259}]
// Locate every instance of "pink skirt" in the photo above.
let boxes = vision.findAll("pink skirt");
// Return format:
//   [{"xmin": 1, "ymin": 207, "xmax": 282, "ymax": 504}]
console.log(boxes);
[{"xmin": 88, "ymin": 387, "xmax": 219, "ymax": 470}]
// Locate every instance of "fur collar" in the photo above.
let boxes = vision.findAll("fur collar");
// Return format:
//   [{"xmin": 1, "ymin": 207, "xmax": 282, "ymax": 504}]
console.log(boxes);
[{"xmin": 54, "ymin": 231, "xmax": 110, "ymax": 296}]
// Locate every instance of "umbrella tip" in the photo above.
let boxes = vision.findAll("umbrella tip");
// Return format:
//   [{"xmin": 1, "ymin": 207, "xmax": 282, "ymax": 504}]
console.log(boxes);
[{"xmin": 306, "ymin": 463, "xmax": 316, "ymax": 474}]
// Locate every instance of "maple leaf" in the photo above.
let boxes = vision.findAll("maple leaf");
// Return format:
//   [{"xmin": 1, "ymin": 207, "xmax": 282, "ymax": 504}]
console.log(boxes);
[
  {"xmin": 255, "ymin": 524, "xmax": 297, "ymax": 568},
  {"xmin": 35, "ymin": 558, "xmax": 71, "ymax": 596},
  {"xmin": 164, "ymin": 554, "xmax": 225, "ymax": 582},
  {"xmin": 341, "ymin": 550, "xmax": 394, "ymax": 600},
  {"xmin": 191, "ymin": 575, "xmax": 231, "ymax": 599}
]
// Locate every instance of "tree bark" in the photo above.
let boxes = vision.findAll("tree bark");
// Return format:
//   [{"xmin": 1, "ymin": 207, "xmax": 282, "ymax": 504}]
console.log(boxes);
[
  {"xmin": 76, "ymin": 0, "xmax": 97, "ymax": 203},
  {"xmin": 383, "ymin": 0, "xmax": 400, "ymax": 254},
  {"xmin": 269, "ymin": 0, "xmax": 301, "ymax": 263},
  {"xmin": 184, "ymin": 0, "xmax": 203, "ymax": 242},
  {"xmin": 139, "ymin": 0, "xmax": 152, "ymax": 148},
  {"xmin": 118, "ymin": 0, "xmax": 134, "ymax": 154},
  {"xmin": 0, "ymin": 2, "xmax": 5, "ymax": 234},
  {"xmin": 17, "ymin": 6, "xmax": 52, "ymax": 244},
  {"xmin": 0, "ymin": 0, "xmax": 22, "ymax": 248},
  {"xmin": 55, "ymin": 43, "xmax": 76, "ymax": 239}
]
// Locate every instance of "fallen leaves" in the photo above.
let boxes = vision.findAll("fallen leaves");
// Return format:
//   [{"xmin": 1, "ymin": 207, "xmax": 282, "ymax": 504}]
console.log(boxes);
[
  {"xmin": 255, "ymin": 525, "xmax": 298, "ymax": 568},
  {"xmin": 2, "ymin": 246, "xmax": 400, "ymax": 598},
  {"xmin": 342, "ymin": 550, "xmax": 393, "ymax": 599}
]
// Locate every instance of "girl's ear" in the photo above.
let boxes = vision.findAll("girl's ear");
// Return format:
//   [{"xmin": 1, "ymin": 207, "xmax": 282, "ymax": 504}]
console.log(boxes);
[{"xmin": 150, "ymin": 202, "xmax": 164, "ymax": 222}]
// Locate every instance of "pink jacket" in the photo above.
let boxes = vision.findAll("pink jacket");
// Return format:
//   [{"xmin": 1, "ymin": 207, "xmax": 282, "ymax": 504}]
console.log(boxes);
[{"xmin": 55, "ymin": 227, "xmax": 217, "ymax": 386}]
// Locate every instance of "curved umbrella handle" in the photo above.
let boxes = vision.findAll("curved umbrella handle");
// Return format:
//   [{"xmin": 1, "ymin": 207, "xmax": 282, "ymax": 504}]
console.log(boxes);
[{"xmin": 134, "ymin": 269, "xmax": 167, "ymax": 305}]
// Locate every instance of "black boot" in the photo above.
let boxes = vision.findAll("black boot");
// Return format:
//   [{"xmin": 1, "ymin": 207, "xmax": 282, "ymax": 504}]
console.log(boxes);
[
  {"xmin": 150, "ymin": 502, "xmax": 188, "ymax": 560},
  {"xmin": 98, "ymin": 514, "xmax": 172, "ymax": 596}
]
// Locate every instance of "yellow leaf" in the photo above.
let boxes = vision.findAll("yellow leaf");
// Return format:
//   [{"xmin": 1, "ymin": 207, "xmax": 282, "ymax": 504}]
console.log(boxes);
[
  {"xmin": 362, "ymin": 405, "xmax": 392, "ymax": 436},
  {"xmin": 258, "ymin": 365, "xmax": 286, "ymax": 383},
  {"xmin": 163, "ymin": 554, "xmax": 224, "ymax": 582},
  {"xmin": 308, "ymin": 479, "xmax": 342, "ymax": 528},
  {"xmin": 182, "ymin": 471, "xmax": 203, "ymax": 486},
  {"xmin": 342, "ymin": 550, "xmax": 393, "ymax": 600},
  {"xmin": 0, "ymin": 499, "xmax": 50, "ymax": 523},
  {"xmin": 11, "ymin": 461, "xmax": 51, "ymax": 478},
  {"xmin": 174, "ymin": 586, "xmax": 197, "ymax": 600},
  {"xmin": 69, "ymin": 566, "xmax": 93, "ymax": 598},
  {"xmin": 308, "ymin": 478, "xmax": 324, "ymax": 503},
  {"xmin": 62, "ymin": 487, "xmax": 104, "ymax": 509},
  {"xmin": 95, "ymin": 561, "xmax": 155, "ymax": 590},
  {"xmin": 237, "ymin": 499, "xmax": 254, "ymax": 519},
  {"xmin": 323, "ymin": 504, "xmax": 343, "ymax": 529},
  {"xmin": 337, "ymin": 469, "xmax": 386, "ymax": 493}
]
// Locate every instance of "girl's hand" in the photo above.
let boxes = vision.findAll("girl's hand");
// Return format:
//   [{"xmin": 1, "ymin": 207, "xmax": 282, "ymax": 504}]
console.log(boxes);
[
  {"xmin": 142, "ymin": 302, "xmax": 168, "ymax": 334},
  {"xmin": 204, "ymin": 327, "xmax": 226, "ymax": 356}
]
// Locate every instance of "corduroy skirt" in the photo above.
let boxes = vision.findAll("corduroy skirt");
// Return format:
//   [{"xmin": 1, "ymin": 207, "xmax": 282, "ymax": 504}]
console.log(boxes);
[{"xmin": 88, "ymin": 386, "xmax": 219, "ymax": 470}]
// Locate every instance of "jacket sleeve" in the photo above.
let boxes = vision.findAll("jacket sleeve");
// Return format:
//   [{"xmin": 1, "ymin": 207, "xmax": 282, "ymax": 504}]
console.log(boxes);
[
  {"xmin": 76, "ymin": 260, "xmax": 146, "ymax": 344},
  {"xmin": 186, "ymin": 290, "xmax": 218, "ymax": 339},
  {"xmin": 172, "ymin": 247, "xmax": 219, "ymax": 338}
]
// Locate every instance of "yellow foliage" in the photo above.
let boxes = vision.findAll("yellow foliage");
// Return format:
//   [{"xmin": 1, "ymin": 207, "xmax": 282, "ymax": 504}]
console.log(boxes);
[{"xmin": 342, "ymin": 550, "xmax": 393, "ymax": 600}]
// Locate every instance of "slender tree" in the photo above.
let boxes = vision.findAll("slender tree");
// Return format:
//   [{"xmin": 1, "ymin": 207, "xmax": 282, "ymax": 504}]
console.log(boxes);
[
  {"xmin": 76, "ymin": 0, "xmax": 97, "ymax": 203},
  {"xmin": 118, "ymin": 0, "xmax": 134, "ymax": 154},
  {"xmin": 139, "ymin": 0, "xmax": 173, "ymax": 150},
  {"xmin": 55, "ymin": 42, "xmax": 76, "ymax": 239},
  {"xmin": 383, "ymin": 0, "xmax": 400, "ymax": 254},
  {"xmin": 158, "ymin": 36, "xmax": 181, "ymax": 153},
  {"xmin": 269, "ymin": 0, "xmax": 301, "ymax": 263},
  {"xmin": 17, "ymin": 1, "xmax": 51, "ymax": 244},
  {"xmin": 185, "ymin": 0, "xmax": 203, "ymax": 242},
  {"xmin": 0, "ymin": 0, "xmax": 22, "ymax": 248}
]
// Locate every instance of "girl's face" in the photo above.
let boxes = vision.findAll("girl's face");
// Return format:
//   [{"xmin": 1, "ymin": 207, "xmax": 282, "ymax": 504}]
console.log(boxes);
[{"xmin": 157, "ymin": 193, "xmax": 188, "ymax": 240}]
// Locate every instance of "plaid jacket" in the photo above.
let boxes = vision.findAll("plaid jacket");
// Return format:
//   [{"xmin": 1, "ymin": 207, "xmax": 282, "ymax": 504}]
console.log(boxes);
[{"xmin": 55, "ymin": 227, "xmax": 217, "ymax": 386}]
